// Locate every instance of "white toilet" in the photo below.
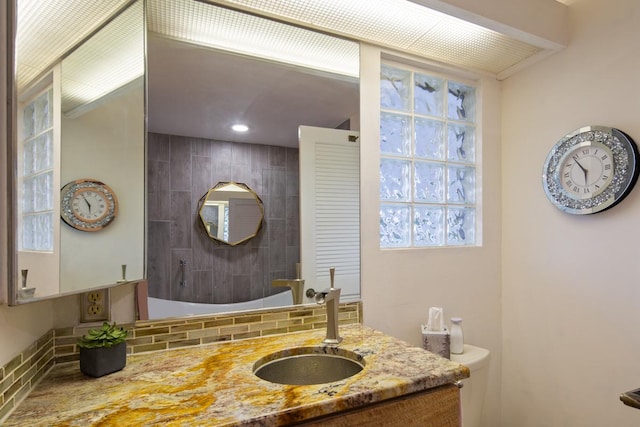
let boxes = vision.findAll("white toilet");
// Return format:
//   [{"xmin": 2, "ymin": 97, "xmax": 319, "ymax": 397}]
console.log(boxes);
[{"xmin": 450, "ymin": 344, "xmax": 491, "ymax": 427}]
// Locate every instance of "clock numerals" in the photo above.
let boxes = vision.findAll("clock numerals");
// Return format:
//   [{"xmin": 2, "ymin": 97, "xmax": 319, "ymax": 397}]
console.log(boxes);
[
  {"xmin": 72, "ymin": 190, "xmax": 108, "ymax": 221},
  {"xmin": 559, "ymin": 143, "xmax": 614, "ymax": 199}
]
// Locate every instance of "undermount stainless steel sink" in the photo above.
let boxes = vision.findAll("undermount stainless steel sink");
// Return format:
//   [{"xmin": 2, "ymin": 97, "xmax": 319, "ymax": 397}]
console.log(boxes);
[{"xmin": 253, "ymin": 347, "xmax": 365, "ymax": 385}]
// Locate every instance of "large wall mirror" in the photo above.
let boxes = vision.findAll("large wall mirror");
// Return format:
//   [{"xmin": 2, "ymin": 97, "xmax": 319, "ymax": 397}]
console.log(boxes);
[
  {"xmin": 145, "ymin": 0, "xmax": 360, "ymax": 319},
  {"xmin": 8, "ymin": 0, "xmax": 145, "ymax": 304},
  {"xmin": 7, "ymin": 0, "xmax": 361, "ymax": 317}
]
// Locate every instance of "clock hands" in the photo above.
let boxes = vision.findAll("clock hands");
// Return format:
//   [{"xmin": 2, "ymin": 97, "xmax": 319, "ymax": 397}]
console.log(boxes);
[
  {"xmin": 81, "ymin": 194, "xmax": 92, "ymax": 214},
  {"xmin": 573, "ymin": 158, "xmax": 589, "ymax": 185}
]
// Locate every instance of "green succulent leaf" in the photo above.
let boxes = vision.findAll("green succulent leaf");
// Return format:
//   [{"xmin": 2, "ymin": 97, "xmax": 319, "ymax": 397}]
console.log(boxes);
[{"xmin": 78, "ymin": 321, "xmax": 128, "ymax": 349}]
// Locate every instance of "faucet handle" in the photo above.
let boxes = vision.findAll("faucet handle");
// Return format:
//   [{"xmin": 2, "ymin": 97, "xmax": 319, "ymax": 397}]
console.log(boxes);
[
  {"xmin": 315, "ymin": 292, "xmax": 326, "ymax": 304},
  {"xmin": 305, "ymin": 288, "xmax": 326, "ymax": 303}
]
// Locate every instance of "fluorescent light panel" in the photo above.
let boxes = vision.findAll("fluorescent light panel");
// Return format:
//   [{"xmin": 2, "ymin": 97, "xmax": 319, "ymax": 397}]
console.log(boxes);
[
  {"xmin": 60, "ymin": 1, "xmax": 144, "ymax": 115},
  {"xmin": 16, "ymin": 0, "xmax": 130, "ymax": 91},
  {"xmin": 16, "ymin": 0, "xmax": 547, "ymax": 103},
  {"xmin": 207, "ymin": 0, "xmax": 544, "ymax": 74},
  {"xmin": 147, "ymin": 0, "xmax": 360, "ymax": 77}
]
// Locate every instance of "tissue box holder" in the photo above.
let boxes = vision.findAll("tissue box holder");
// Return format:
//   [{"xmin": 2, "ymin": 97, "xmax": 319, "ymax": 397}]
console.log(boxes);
[{"xmin": 421, "ymin": 325, "xmax": 450, "ymax": 359}]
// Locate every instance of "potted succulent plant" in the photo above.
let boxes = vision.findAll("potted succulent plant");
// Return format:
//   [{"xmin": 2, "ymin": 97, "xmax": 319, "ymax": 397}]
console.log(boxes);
[{"xmin": 78, "ymin": 321, "xmax": 128, "ymax": 378}]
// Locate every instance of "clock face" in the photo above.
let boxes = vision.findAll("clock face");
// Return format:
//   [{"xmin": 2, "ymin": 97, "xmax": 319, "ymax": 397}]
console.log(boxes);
[
  {"xmin": 542, "ymin": 126, "xmax": 639, "ymax": 215},
  {"xmin": 558, "ymin": 142, "xmax": 614, "ymax": 199},
  {"xmin": 61, "ymin": 179, "xmax": 118, "ymax": 231},
  {"xmin": 71, "ymin": 188, "xmax": 109, "ymax": 222}
]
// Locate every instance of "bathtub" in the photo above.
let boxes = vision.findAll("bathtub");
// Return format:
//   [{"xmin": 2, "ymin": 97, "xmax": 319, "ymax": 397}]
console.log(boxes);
[{"xmin": 147, "ymin": 290, "xmax": 294, "ymax": 319}]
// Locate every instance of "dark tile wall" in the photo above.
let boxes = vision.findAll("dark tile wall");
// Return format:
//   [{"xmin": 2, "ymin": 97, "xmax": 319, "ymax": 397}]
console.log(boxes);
[{"xmin": 147, "ymin": 132, "xmax": 300, "ymax": 304}]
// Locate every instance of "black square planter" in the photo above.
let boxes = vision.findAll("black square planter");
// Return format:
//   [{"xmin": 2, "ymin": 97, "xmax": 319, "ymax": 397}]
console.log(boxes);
[{"xmin": 79, "ymin": 341, "xmax": 127, "ymax": 378}]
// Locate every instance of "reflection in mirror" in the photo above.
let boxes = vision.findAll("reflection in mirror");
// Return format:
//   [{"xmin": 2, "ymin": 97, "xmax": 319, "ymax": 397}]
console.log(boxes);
[
  {"xmin": 10, "ymin": 1, "xmax": 145, "ymax": 304},
  {"xmin": 58, "ymin": 1, "xmax": 145, "ymax": 294},
  {"xmin": 145, "ymin": 0, "xmax": 360, "ymax": 319},
  {"xmin": 198, "ymin": 182, "xmax": 264, "ymax": 246},
  {"xmin": 8, "ymin": 0, "xmax": 361, "ymax": 316}
]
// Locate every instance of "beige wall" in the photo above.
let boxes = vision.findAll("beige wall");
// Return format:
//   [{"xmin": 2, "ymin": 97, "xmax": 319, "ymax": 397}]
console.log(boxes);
[
  {"xmin": 501, "ymin": 0, "xmax": 640, "ymax": 425},
  {"xmin": 9, "ymin": 1, "xmax": 638, "ymax": 426},
  {"xmin": 60, "ymin": 84, "xmax": 145, "ymax": 292},
  {"xmin": 360, "ymin": 44, "xmax": 503, "ymax": 427}
]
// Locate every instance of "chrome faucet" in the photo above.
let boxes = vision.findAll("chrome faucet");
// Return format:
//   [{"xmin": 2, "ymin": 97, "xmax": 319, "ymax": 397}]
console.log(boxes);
[{"xmin": 314, "ymin": 267, "xmax": 342, "ymax": 345}]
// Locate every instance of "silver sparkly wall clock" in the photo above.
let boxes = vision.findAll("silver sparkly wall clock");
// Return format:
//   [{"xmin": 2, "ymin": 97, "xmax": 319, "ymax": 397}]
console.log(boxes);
[
  {"xmin": 61, "ymin": 179, "xmax": 119, "ymax": 231},
  {"xmin": 542, "ymin": 126, "xmax": 639, "ymax": 214}
]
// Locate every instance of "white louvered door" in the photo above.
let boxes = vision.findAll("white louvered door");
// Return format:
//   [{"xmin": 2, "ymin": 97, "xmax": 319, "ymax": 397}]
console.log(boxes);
[{"xmin": 299, "ymin": 126, "xmax": 360, "ymax": 302}]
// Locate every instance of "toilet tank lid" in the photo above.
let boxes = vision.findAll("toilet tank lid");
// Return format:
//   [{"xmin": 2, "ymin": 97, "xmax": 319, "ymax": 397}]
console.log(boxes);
[{"xmin": 450, "ymin": 344, "xmax": 490, "ymax": 371}]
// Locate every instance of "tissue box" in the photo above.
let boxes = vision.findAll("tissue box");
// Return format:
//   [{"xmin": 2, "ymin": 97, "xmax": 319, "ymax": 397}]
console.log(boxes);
[{"xmin": 421, "ymin": 325, "xmax": 450, "ymax": 359}]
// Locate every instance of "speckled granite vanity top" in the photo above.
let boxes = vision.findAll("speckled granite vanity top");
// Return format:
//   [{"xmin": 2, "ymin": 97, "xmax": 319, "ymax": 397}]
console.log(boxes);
[{"xmin": 5, "ymin": 324, "xmax": 468, "ymax": 426}]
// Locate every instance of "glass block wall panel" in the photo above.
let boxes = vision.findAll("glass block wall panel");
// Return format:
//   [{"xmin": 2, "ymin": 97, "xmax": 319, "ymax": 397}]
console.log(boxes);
[
  {"xmin": 35, "ymin": 131, "xmax": 54, "ymax": 171},
  {"xmin": 380, "ymin": 158, "xmax": 411, "ymax": 201},
  {"xmin": 447, "ymin": 166, "xmax": 476, "ymax": 204},
  {"xmin": 22, "ymin": 178, "xmax": 35, "ymax": 213},
  {"xmin": 380, "ymin": 112, "xmax": 411, "ymax": 156},
  {"xmin": 414, "ymin": 161, "xmax": 445, "ymax": 202},
  {"xmin": 22, "ymin": 215, "xmax": 36, "ymax": 250},
  {"xmin": 34, "ymin": 171, "xmax": 54, "ymax": 212},
  {"xmin": 447, "ymin": 207, "xmax": 475, "ymax": 246},
  {"xmin": 34, "ymin": 90, "xmax": 53, "ymax": 134},
  {"xmin": 380, "ymin": 62, "xmax": 478, "ymax": 249},
  {"xmin": 23, "ymin": 139, "xmax": 35, "ymax": 176},
  {"xmin": 447, "ymin": 124, "xmax": 475, "ymax": 163},
  {"xmin": 22, "ymin": 172, "xmax": 54, "ymax": 214},
  {"xmin": 414, "ymin": 73, "xmax": 444, "ymax": 117},
  {"xmin": 413, "ymin": 206, "xmax": 445, "ymax": 247},
  {"xmin": 22, "ymin": 102, "xmax": 35, "ymax": 140},
  {"xmin": 380, "ymin": 204, "xmax": 411, "ymax": 247},
  {"xmin": 447, "ymin": 81, "xmax": 476, "ymax": 122},
  {"xmin": 22, "ymin": 213, "xmax": 53, "ymax": 251},
  {"xmin": 380, "ymin": 64, "xmax": 411, "ymax": 111},
  {"xmin": 21, "ymin": 87, "xmax": 55, "ymax": 252},
  {"xmin": 415, "ymin": 117, "xmax": 445, "ymax": 160}
]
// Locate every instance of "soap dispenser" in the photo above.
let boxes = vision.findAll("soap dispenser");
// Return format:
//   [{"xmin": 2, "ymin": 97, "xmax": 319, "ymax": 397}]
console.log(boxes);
[{"xmin": 450, "ymin": 317, "xmax": 464, "ymax": 354}]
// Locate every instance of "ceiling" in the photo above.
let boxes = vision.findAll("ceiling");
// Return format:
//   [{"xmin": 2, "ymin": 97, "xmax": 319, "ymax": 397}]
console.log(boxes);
[
  {"xmin": 146, "ymin": 36, "xmax": 359, "ymax": 147},
  {"xmin": 16, "ymin": 0, "xmax": 562, "ymax": 148},
  {"xmin": 200, "ymin": 0, "xmax": 547, "ymax": 76}
]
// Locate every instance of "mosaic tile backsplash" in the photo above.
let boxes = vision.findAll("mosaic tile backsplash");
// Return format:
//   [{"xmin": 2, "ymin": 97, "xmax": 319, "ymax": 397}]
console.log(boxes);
[{"xmin": 0, "ymin": 301, "xmax": 361, "ymax": 421}]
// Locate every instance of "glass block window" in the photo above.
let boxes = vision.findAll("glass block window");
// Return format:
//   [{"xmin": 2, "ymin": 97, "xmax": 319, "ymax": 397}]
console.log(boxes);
[
  {"xmin": 21, "ymin": 88, "xmax": 55, "ymax": 252},
  {"xmin": 380, "ymin": 63, "xmax": 478, "ymax": 248}
]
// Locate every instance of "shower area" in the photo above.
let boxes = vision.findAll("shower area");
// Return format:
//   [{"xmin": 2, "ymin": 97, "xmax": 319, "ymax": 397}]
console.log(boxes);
[{"xmin": 146, "ymin": 132, "xmax": 300, "ymax": 308}]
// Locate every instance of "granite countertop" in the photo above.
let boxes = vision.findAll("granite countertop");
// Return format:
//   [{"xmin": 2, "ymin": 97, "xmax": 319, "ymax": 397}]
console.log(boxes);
[{"xmin": 5, "ymin": 324, "xmax": 469, "ymax": 426}]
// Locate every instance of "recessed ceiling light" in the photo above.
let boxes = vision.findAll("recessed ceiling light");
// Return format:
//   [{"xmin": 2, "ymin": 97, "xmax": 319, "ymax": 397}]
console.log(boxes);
[{"xmin": 232, "ymin": 124, "xmax": 249, "ymax": 132}]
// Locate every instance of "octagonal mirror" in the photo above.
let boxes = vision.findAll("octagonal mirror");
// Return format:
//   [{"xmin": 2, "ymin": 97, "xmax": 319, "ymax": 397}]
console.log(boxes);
[{"xmin": 198, "ymin": 182, "xmax": 264, "ymax": 246}]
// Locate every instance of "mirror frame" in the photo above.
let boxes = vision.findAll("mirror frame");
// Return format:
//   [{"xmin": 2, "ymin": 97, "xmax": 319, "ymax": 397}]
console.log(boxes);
[
  {"xmin": 197, "ymin": 181, "xmax": 264, "ymax": 246},
  {"xmin": 6, "ymin": 0, "xmax": 17, "ymax": 304}
]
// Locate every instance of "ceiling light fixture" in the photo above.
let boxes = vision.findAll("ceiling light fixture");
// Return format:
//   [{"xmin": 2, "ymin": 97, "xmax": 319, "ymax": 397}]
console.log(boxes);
[{"xmin": 232, "ymin": 124, "xmax": 249, "ymax": 132}]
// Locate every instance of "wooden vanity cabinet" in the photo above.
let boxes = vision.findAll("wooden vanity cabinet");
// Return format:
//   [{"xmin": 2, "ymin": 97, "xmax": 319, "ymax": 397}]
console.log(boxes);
[{"xmin": 298, "ymin": 383, "xmax": 460, "ymax": 427}]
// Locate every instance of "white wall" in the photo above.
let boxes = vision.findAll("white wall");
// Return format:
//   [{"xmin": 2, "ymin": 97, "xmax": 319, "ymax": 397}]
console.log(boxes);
[
  {"xmin": 60, "ymin": 84, "xmax": 145, "ymax": 292},
  {"xmin": 501, "ymin": 0, "xmax": 640, "ymax": 425},
  {"xmin": 360, "ymin": 43, "xmax": 504, "ymax": 427}
]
